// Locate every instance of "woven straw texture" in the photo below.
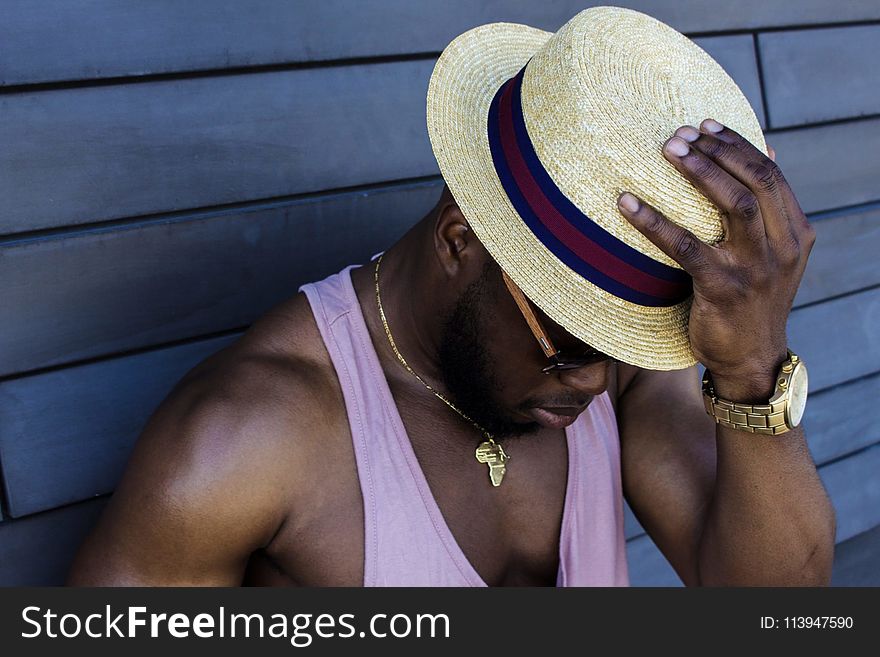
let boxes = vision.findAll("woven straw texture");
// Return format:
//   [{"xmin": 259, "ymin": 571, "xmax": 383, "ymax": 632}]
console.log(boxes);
[{"xmin": 426, "ymin": 6, "xmax": 766, "ymax": 370}]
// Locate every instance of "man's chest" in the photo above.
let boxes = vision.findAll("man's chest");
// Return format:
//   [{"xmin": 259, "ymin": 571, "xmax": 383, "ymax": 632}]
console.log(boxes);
[{"xmin": 251, "ymin": 407, "xmax": 572, "ymax": 587}]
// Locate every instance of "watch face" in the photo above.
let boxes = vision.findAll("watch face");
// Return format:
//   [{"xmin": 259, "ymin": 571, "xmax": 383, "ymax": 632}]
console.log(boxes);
[{"xmin": 786, "ymin": 362, "xmax": 809, "ymax": 427}]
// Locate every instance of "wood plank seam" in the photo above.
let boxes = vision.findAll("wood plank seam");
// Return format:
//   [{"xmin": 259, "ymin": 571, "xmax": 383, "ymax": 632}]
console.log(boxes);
[
  {"xmin": 0, "ymin": 51, "xmax": 445, "ymax": 96},
  {"xmin": 0, "ymin": 457, "xmax": 10, "ymax": 521},
  {"xmin": 811, "ymin": 437, "xmax": 880, "ymax": 471},
  {"xmin": 808, "ymin": 198, "xmax": 880, "ymax": 222},
  {"xmin": 764, "ymin": 111, "xmax": 880, "ymax": 135},
  {"xmin": 794, "ymin": 281, "xmax": 880, "ymax": 312},
  {"xmin": 689, "ymin": 19, "xmax": 880, "ymax": 38},
  {"xmin": 751, "ymin": 32, "xmax": 773, "ymax": 130},
  {"xmin": 3, "ymin": 18, "xmax": 880, "ymax": 90},
  {"xmin": 0, "ymin": 175, "xmax": 443, "ymax": 246},
  {"xmin": 0, "ymin": 327, "xmax": 248, "ymax": 385}
]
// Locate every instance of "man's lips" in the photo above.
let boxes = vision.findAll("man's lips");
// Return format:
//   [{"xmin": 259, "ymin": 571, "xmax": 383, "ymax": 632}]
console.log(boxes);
[{"xmin": 525, "ymin": 398, "xmax": 593, "ymax": 429}]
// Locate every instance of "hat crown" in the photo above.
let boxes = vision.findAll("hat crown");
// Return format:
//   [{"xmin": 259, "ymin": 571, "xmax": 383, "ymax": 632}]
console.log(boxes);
[
  {"xmin": 513, "ymin": 6, "xmax": 765, "ymax": 267},
  {"xmin": 425, "ymin": 6, "xmax": 766, "ymax": 369}
]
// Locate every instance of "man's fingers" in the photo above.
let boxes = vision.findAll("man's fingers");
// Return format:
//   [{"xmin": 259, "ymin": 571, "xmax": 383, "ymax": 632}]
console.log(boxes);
[
  {"xmin": 663, "ymin": 132, "xmax": 767, "ymax": 251},
  {"xmin": 767, "ymin": 144, "xmax": 776, "ymax": 162},
  {"xmin": 696, "ymin": 119, "xmax": 805, "ymax": 241},
  {"xmin": 617, "ymin": 192, "xmax": 715, "ymax": 277}
]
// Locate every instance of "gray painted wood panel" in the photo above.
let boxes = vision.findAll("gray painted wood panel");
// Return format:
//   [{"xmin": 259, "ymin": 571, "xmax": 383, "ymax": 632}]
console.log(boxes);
[
  {"xmin": 759, "ymin": 25, "xmax": 880, "ymax": 128},
  {"xmin": 693, "ymin": 35, "xmax": 766, "ymax": 130},
  {"xmin": 625, "ymin": 530, "xmax": 683, "ymax": 586},
  {"xmin": 0, "ymin": 335, "xmax": 240, "ymax": 518},
  {"xmin": 0, "ymin": 60, "xmax": 436, "ymax": 235},
  {"xmin": 769, "ymin": 117, "xmax": 880, "ymax": 214},
  {"xmin": 624, "ymin": 502, "xmax": 643, "ymax": 541},
  {"xmin": 625, "ymin": 369, "xmax": 880, "ymax": 539},
  {"xmin": 0, "ymin": 498, "xmax": 107, "ymax": 586},
  {"xmin": 794, "ymin": 204, "xmax": 880, "ymax": 307},
  {"xmin": 627, "ymin": 442, "xmax": 880, "ymax": 585},
  {"xmin": 5, "ymin": 184, "xmax": 874, "ymax": 378},
  {"xmin": 822, "ymin": 443, "xmax": 880, "ymax": 543},
  {"xmin": 788, "ymin": 285, "xmax": 880, "ymax": 392},
  {"xmin": 0, "ymin": 181, "xmax": 440, "ymax": 376},
  {"xmin": 831, "ymin": 523, "xmax": 880, "ymax": 586},
  {"xmin": 801, "ymin": 372, "xmax": 880, "ymax": 466},
  {"xmin": 3, "ymin": 1, "xmax": 878, "ymax": 87}
]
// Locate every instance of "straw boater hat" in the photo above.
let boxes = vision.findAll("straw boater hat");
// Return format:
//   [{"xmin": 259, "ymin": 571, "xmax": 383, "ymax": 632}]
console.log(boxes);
[{"xmin": 426, "ymin": 6, "xmax": 767, "ymax": 371}]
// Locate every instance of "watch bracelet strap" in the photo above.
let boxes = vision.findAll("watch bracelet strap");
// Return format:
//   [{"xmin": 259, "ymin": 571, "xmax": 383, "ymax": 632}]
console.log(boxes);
[{"xmin": 702, "ymin": 368, "xmax": 791, "ymax": 435}]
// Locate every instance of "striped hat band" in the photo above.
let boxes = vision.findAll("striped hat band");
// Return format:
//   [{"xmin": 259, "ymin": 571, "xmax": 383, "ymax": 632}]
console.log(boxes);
[{"xmin": 487, "ymin": 64, "xmax": 693, "ymax": 307}]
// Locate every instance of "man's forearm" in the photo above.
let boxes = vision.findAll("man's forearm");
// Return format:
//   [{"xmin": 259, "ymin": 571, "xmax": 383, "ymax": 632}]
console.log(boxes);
[
  {"xmin": 698, "ymin": 424, "xmax": 835, "ymax": 585},
  {"xmin": 696, "ymin": 370, "xmax": 837, "ymax": 586}
]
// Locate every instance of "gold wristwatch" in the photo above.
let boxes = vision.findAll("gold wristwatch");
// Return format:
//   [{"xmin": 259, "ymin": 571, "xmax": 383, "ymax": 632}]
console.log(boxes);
[{"xmin": 701, "ymin": 349, "xmax": 808, "ymax": 435}]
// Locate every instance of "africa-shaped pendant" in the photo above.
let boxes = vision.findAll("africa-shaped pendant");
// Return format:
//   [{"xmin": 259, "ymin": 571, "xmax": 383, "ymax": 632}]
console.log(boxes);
[{"xmin": 475, "ymin": 439, "xmax": 509, "ymax": 487}]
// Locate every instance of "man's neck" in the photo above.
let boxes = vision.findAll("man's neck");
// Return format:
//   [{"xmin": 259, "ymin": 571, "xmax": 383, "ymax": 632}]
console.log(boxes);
[{"xmin": 351, "ymin": 224, "xmax": 449, "ymax": 393}]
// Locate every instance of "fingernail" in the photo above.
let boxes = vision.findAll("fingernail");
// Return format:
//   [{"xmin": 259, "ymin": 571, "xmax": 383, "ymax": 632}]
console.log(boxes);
[
  {"xmin": 664, "ymin": 137, "xmax": 690, "ymax": 157},
  {"xmin": 675, "ymin": 125, "xmax": 700, "ymax": 142},
  {"xmin": 618, "ymin": 192, "xmax": 640, "ymax": 213},
  {"xmin": 702, "ymin": 118, "xmax": 724, "ymax": 133}
]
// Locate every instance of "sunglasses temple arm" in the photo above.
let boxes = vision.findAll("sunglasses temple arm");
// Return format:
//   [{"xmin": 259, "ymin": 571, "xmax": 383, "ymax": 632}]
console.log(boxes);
[{"xmin": 502, "ymin": 271, "xmax": 558, "ymax": 358}]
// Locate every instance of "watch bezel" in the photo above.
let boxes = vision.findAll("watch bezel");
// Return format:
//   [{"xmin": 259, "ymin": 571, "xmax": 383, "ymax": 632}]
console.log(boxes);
[{"xmin": 783, "ymin": 360, "xmax": 809, "ymax": 428}]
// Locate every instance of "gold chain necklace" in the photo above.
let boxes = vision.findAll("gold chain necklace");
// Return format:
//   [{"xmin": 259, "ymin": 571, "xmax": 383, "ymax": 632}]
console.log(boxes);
[{"xmin": 374, "ymin": 253, "xmax": 509, "ymax": 487}]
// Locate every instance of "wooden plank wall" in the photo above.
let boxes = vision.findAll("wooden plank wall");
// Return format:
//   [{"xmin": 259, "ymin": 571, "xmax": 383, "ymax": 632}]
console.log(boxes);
[{"xmin": 0, "ymin": 1, "xmax": 878, "ymax": 586}]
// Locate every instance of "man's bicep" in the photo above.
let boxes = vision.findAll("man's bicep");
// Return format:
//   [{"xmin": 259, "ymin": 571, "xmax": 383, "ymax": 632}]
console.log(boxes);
[
  {"xmin": 67, "ymin": 385, "xmax": 284, "ymax": 586},
  {"xmin": 617, "ymin": 364, "xmax": 717, "ymax": 585},
  {"xmin": 67, "ymin": 483, "xmax": 251, "ymax": 586}
]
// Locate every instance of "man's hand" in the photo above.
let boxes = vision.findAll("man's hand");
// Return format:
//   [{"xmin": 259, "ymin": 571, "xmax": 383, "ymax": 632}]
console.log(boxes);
[{"xmin": 616, "ymin": 119, "xmax": 815, "ymax": 399}]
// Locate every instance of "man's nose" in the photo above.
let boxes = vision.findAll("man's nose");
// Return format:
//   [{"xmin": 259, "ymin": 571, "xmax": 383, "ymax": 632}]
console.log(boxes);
[{"xmin": 556, "ymin": 360, "xmax": 612, "ymax": 397}]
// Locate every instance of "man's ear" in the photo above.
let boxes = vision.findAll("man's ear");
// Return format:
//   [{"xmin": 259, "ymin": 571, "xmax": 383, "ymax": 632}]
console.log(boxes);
[{"xmin": 433, "ymin": 197, "xmax": 475, "ymax": 277}]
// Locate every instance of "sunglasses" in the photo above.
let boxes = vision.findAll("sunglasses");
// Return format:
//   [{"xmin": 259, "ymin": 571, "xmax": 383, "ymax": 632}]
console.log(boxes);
[{"xmin": 501, "ymin": 270, "xmax": 617, "ymax": 373}]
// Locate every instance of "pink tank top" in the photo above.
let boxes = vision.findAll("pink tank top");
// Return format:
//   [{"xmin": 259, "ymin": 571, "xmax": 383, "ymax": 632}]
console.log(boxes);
[{"xmin": 299, "ymin": 259, "xmax": 629, "ymax": 586}]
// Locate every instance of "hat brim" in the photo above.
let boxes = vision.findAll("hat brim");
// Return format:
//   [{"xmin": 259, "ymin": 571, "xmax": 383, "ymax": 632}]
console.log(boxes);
[{"xmin": 427, "ymin": 21, "xmax": 703, "ymax": 370}]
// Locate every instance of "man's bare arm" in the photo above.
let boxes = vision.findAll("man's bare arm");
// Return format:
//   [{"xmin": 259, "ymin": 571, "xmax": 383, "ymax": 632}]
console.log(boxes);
[
  {"xmin": 619, "ymin": 363, "xmax": 835, "ymax": 586},
  {"xmin": 67, "ymin": 353, "xmax": 306, "ymax": 586},
  {"xmin": 618, "ymin": 364, "xmax": 715, "ymax": 586}
]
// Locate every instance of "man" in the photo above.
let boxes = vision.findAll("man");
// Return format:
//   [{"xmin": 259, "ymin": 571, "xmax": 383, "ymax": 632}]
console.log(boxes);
[{"xmin": 68, "ymin": 8, "xmax": 834, "ymax": 586}]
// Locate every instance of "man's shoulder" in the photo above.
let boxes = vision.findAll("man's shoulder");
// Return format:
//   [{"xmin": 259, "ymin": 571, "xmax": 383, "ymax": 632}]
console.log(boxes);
[
  {"xmin": 137, "ymin": 292, "xmax": 348, "ymax": 494},
  {"xmin": 175, "ymin": 292, "xmax": 343, "ymax": 435}
]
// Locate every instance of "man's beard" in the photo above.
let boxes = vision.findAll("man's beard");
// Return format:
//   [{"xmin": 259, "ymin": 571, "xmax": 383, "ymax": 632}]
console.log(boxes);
[{"xmin": 436, "ymin": 263, "xmax": 540, "ymax": 440}]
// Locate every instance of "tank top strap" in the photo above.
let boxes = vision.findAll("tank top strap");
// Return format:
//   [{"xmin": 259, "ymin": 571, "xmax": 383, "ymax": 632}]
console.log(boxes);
[
  {"xmin": 558, "ymin": 390, "xmax": 630, "ymax": 586},
  {"xmin": 299, "ymin": 262, "xmax": 484, "ymax": 586}
]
